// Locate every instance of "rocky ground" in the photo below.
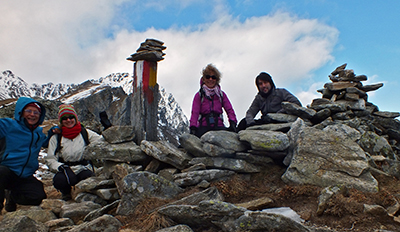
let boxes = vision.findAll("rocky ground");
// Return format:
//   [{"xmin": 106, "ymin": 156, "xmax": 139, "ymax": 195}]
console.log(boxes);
[
  {"xmin": 114, "ymin": 163, "xmax": 400, "ymax": 232},
  {"xmin": 1, "ymin": 156, "xmax": 400, "ymax": 232},
  {"xmin": 1, "ymin": 122, "xmax": 400, "ymax": 231}
]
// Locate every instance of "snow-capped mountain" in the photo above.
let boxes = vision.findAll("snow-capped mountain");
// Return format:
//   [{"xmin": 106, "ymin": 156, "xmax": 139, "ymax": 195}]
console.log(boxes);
[{"xmin": 0, "ymin": 70, "xmax": 189, "ymax": 145}]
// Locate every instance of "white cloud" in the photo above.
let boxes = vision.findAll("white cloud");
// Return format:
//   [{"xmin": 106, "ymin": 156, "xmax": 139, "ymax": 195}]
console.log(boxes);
[{"xmin": 0, "ymin": 1, "xmax": 338, "ymax": 120}]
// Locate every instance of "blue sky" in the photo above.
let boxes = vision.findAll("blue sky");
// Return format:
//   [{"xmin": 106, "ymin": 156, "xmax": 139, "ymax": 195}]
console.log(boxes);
[{"xmin": 1, "ymin": 0, "xmax": 399, "ymax": 120}]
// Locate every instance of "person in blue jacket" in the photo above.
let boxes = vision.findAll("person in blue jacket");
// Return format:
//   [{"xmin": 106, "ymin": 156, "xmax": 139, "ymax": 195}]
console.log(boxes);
[{"xmin": 0, "ymin": 97, "xmax": 47, "ymax": 213}]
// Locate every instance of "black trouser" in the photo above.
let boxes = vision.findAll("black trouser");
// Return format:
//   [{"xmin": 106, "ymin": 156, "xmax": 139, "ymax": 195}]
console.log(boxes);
[
  {"xmin": 196, "ymin": 126, "xmax": 227, "ymax": 138},
  {"xmin": 0, "ymin": 165, "xmax": 46, "ymax": 208},
  {"xmin": 53, "ymin": 168, "xmax": 94, "ymax": 195}
]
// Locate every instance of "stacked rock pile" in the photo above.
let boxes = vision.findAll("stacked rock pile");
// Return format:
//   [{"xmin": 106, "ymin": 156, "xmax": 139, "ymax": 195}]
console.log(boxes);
[
  {"xmin": 278, "ymin": 64, "xmax": 400, "ymax": 154},
  {"xmin": 321, "ymin": 63, "xmax": 382, "ymax": 102},
  {"xmin": 126, "ymin": 38, "xmax": 166, "ymax": 62}
]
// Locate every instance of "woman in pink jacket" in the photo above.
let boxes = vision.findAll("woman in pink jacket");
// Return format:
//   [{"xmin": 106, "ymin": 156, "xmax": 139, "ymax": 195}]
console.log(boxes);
[{"xmin": 189, "ymin": 64, "xmax": 237, "ymax": 138}]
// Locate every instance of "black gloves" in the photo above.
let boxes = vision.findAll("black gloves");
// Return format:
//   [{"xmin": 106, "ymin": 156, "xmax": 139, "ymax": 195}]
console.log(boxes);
[
  {"xmin": 228, "ymin": 120, "xmax": 237, "ymax": 133},
  {"xmin": 58, "ymin": 164, "xmax": 78, "ymax": 186},
  {"xmin": 190, "ymin": 126, "xmax": 198, "ymax": 135},
  {"xmin": 248, "ymin": 121, "xmax": 256, "ymax": 127}
]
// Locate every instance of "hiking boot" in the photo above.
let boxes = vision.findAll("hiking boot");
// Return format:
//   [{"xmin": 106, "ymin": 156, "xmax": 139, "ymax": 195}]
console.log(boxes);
[
  {"xmin": 4, "ymin": 190, "xmax": 16, "ymax": 212},
  {"xmin": 62, "ymin": 193, "xmax": 72, "ymax": 201}
]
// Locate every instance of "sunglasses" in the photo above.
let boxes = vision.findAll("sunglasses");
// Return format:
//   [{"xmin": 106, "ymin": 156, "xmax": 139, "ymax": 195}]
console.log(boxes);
[
  {"xmin": 61, "ymin": 115, "xmax": 75, "ymax": 121},
  {"xmin": 24, "ymin": 109, "xmax": 41, "ymax": 115},
  {"xmin": 205, "ymin": 75, "xmax": 217, "ymax": 80}
]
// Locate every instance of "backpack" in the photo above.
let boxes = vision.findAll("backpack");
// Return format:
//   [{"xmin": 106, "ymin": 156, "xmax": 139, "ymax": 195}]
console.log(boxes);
[{"xmin": 54, "ymin": 124, "xmax": 90, "ymax": 156}]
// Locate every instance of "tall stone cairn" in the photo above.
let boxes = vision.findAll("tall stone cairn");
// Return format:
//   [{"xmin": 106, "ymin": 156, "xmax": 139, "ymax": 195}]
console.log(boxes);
[{"xmin": 127, "ymin": 38, "xmax": 167, "ymax": 143}]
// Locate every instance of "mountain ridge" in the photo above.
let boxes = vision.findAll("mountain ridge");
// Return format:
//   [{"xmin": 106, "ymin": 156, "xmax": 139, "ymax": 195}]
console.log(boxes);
[{"xmin": 0, "ymin": 70, "xmax": 189, "ymax": 145}]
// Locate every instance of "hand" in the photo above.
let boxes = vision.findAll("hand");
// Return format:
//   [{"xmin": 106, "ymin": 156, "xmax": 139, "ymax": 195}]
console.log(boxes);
[
  {"xmin": 47, "ymin": 126, "xmax": 61, "ymax": 137},
  {"xmin": 52, "ymin": 126, "xmax": 61, "ymax": 134},
  {"xmin": 57, "ymin": 164, "xmax": 78, "ymax": 186},
  {"xmin": 248, "ymin": 121, "xmax": 256, "ymax": 127},
  {"xmin": 228, "ymin": 120, "xmax": 237, "ymax": 132},
  {"xmin": 190, "ymin": 126, "xmax": 197, "ymax": 135}
]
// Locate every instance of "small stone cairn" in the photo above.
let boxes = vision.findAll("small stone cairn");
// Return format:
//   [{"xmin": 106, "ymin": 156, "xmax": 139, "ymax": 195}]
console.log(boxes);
[{"xmin": 126, "ymin": 38, "xmax": 166, "ymax": 62}]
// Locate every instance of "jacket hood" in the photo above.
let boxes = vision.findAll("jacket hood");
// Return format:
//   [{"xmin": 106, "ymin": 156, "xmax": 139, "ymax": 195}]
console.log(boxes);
[
  {"xmin": 255, "ymin": 72, "xmax": 276, "ymax": 92},
  {"xmin": 14, "ymin": 97, "xmax": 46, "ymax": 125}
]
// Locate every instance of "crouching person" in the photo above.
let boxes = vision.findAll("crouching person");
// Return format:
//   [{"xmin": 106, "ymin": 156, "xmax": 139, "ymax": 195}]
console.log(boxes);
[
  {"xmin": 45, "ymin": 104, "xmax": 102, "ymax": 201},
  {"xmin": 0, "ymin": 97, "xmax": 47, "ymax": 212}
]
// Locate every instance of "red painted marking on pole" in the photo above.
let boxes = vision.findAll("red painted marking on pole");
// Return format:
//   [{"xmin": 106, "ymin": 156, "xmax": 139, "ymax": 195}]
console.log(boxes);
[{"xmin": 142, "ymin": 61, "xmax": 154, "ymax": 104}]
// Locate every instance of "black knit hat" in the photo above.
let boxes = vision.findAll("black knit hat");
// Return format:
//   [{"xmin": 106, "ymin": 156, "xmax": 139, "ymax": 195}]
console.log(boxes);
[{"xmin": 255, "ymin": 72, "xmax": 275, "ymax": 91}]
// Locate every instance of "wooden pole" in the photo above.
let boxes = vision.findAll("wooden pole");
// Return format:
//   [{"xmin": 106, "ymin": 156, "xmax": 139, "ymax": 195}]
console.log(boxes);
[
  {"xmin": 131, "ymin": 60, "xmax": 159, "ymax": 143},
  {"xmin": 127, "ymin": 38, "xmax": 166, "ymax": 143}
]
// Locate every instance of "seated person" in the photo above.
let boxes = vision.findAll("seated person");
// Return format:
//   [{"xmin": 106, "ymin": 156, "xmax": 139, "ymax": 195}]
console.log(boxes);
[
  {"xmin": 0, "ymin": 97, "xmax": 47, "ymax": 212},
  {"xmin": 45, "ymin": 104, "xmax": 102, "ymax": 201},
  {"xmin": 238, "ymin": 72, "xmax": 301, "ymax": 130}
]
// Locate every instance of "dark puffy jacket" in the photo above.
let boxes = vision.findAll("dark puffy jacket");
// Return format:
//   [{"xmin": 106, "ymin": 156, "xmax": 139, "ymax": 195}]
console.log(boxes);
[
  {"xmin": 0, "ymin": 97, "xmax": 46, "ymax": 178},
  {"xmin": 245, "ymin": 88, "xmax": 301, "ymax": 125}
]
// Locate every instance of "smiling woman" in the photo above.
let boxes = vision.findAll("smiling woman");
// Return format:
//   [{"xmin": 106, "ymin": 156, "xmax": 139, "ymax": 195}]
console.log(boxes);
[
  {"xmin": 189, "ymin": 63, "xmax": 238, "ymax": 138},
  {"xmin": 45, "ymin": 104, "xmax": 102, "ymax": 201}
]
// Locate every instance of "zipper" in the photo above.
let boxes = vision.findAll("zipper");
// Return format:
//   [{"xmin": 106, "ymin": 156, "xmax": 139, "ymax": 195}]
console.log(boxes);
[{"xmin": 19, "ymin": 130, "xmax": 34, "ymax": 177}]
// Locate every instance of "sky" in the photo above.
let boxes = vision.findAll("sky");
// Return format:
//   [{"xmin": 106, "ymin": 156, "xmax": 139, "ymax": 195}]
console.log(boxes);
[{"xmin": 1, "ymin": 0, "xmax": 400, "ymax": 122}]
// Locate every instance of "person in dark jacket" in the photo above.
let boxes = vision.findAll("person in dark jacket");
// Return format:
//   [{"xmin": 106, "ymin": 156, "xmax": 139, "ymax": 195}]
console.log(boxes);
[
  {"xmin": 189, "ymin": 63, "xmax": 237, "ymax": 138},
  {"xmin": 0, "ymin": 97, "xmax": 47, "ymax": 212},
  {"xmin": 237, "ymin": 72, "xmax": 302, "ymax": 130}
]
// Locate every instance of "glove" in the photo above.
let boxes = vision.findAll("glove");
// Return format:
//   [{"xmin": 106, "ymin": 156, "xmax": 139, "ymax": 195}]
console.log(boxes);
[
  {"xmin": 190, "ymin": 126, "xmax": 198, "ymax": 135},
  {"xmin": 228, "ymin": 120, "xmax": 237, "ymax": 132},
  {"xmin": 248, "ymin": 121, "xmax": 256, "ymax": 127},
  {"xmin": 58, "ymin": 164, "xmax": 78, "ymax": 186}
]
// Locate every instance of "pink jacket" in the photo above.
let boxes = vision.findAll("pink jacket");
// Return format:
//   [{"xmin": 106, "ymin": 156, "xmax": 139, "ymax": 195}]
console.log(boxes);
[{"xmin": 190, "ymin": 85, "xmax": 237, "ymax": 128}]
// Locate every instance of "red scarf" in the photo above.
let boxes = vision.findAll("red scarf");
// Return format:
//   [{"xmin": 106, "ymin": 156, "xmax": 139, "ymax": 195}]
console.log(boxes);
[{"xmin": 61, "ymin": 121, "xmax": 82, "ymax": 139}]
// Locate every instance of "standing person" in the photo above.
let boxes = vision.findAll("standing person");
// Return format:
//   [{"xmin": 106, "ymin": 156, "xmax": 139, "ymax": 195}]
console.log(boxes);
[
  {"xmin": 45, "ymin": 104, "xmax": 101, "ymax": 201},
  {"xmin": 0, "ymin": 97, "xmax": 47, "ymax": 212},
  {"xmin": 189, "ymin": 63, "xmax": 238, "ymax": 138},
  {"xmin": 238, "ymin": 72, "xmax": 302, "ymax": 130}
]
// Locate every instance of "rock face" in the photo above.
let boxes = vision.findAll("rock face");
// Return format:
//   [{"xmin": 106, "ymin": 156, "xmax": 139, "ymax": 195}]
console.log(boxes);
[{"xmin": 2, "ymin": 64, "xmax": 400, "ymax": 231}]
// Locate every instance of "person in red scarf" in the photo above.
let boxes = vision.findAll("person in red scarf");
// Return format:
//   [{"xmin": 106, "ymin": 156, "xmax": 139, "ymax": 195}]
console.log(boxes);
[{"xmin": 45, "ymin": 104, "xmax": 102, "ymax": 201}]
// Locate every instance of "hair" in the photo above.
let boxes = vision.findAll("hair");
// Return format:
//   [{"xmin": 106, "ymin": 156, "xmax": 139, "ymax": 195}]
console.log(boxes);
[{"xmin": 202, "ymin": 63, "xmax": 221, "ymax": 84}]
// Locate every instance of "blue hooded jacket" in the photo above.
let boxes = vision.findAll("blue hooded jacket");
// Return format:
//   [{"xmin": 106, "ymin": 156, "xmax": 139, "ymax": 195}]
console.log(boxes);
[{"xmin": 0, "ymin": 97, "xmax": 46, "ymax": 178}]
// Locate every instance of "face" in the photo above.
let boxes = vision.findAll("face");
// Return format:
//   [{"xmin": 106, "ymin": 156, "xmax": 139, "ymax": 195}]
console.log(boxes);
[
  {"xmin": 61, "ymin": 115, "xmax": 77, "ymax": 128},
  {"xmin": 203, "ymin": 71, "xmax": 218, "ymax": 88},
  {"xmin": 22, "ymin": 105, "xmax": 41, "ymax": 125},
  {"xmin": 258, "ymin": 80, "xmax": 272, "ymax": 94}
]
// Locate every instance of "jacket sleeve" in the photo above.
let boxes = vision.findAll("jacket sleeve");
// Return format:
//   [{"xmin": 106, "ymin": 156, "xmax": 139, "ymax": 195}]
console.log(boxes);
[
  {"xmin": 45, "ymin": 135, "xmax": 63, "ymax": 172},
  {"xmin": 189, "ymin": 93, "xmax": 201, "ymax": 128},
  {"xmin": 221, "ymin": 92, "xmax": 237, "ymax": 124},
  {"xmin": 245, "ymin": 95, "xmax": 261, "ymax": 125},
  {"xmin": 0, "ymin": 118, "xmax": 11, "ymax": 139},
  {"xmin": 87, "ymin": 129, "xmax": 103, "ymax": 144},
  {"xmin": 277, "ymin": 89, "xmax": 302, "ymax": 113}
]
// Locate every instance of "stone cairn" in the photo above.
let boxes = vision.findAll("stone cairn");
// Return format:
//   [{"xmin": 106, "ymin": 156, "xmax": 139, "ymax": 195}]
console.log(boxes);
[{"xmin": 127, "ymin": 38, "xmax": 166, "ymax": 62}]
